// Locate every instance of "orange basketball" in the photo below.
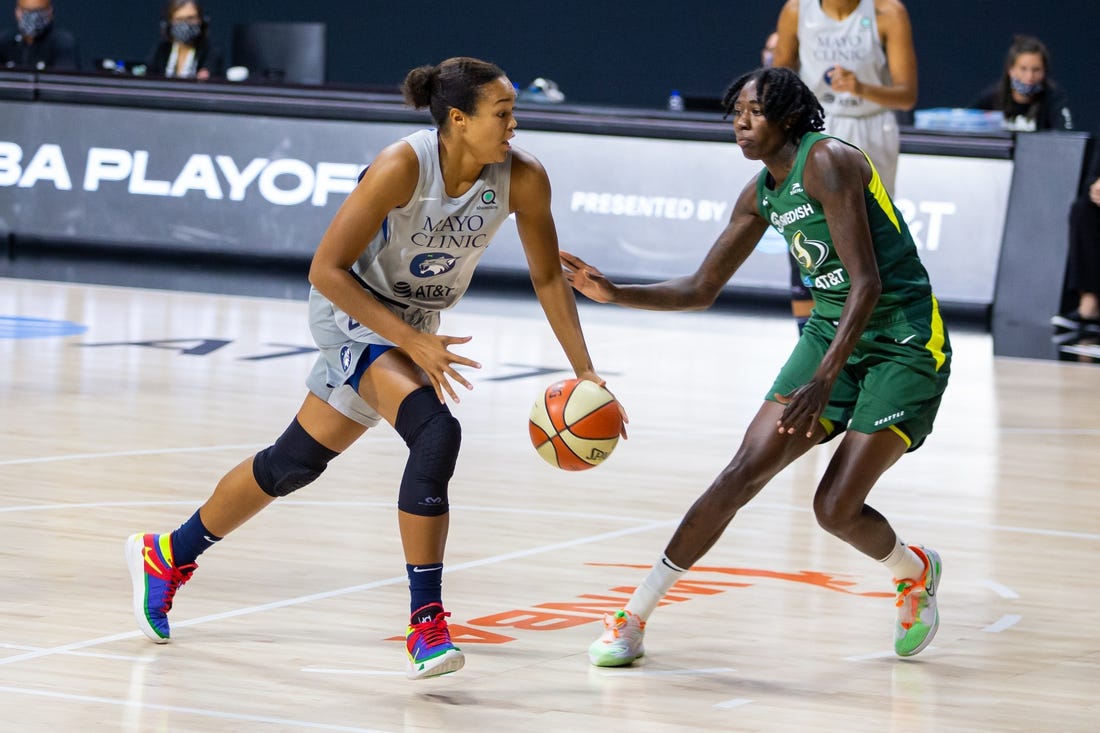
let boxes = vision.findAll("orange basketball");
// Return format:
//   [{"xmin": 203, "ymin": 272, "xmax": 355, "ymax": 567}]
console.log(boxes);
[{"xmin": 529, "ymin": 378, "xmax": 622, "ymax": 471}]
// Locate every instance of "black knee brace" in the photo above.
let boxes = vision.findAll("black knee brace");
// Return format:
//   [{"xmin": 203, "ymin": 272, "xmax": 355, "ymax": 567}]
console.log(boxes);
[
  {"xmin": 394, "ymin": 387, "xmax": 461, "ymax": 516},
  {"xmin": 253, "ymin": 419, "xmax": 339, "ymax": 498}
]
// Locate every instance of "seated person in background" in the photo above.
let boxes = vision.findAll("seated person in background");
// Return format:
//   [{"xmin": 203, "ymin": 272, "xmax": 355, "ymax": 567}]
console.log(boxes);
[
  {"xmin": 147, "ymin": 0, "xmax": 222, "ymax": 80},
  {"xmin": 0, "ymin": 0, "xmax": 79, "ymax": 70},
  {"xmin": 971, "ymin": 34, "xmax": 1072, "ymax": 132},
  {"xmin": 1052, "ymin": 137, "xmax": 1100, "ymax": 333}
]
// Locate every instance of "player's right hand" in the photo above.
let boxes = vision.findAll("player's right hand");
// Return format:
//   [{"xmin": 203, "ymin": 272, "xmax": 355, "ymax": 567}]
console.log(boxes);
[
  {"xmin": 403, "ymin": 331, "xmax": 482, "ymax": 404},
  {"xmin": 560, "ymin": 251, "xmax": 617, "ymax": 304}
]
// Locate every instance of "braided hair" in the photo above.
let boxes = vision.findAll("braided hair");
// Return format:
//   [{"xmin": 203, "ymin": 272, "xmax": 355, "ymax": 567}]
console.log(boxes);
[{"xmin": 721, "ymin": 67, "xmax": 825, "ymax": 143}]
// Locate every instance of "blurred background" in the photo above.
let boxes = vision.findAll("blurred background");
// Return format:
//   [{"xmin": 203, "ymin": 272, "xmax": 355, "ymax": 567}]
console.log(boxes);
[{"xmin": 65, "ymin": 0, "xmax": 1098, "ymax": 131}]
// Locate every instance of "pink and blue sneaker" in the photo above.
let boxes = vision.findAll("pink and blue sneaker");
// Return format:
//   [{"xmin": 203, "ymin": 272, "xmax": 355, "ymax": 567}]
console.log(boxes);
[
  {"xmin": 405, "ymin": 604, "xmax": 465, "ymax": 679},
  {"xmin": 125, "ymin": 533, "xmax": 197, "ymax": 643}
]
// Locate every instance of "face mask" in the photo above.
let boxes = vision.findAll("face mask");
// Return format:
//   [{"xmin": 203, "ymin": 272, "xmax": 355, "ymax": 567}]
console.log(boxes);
[
  {"xmin": 169, "ymin": 21, "xmax": 202, "ymax": 45},
  {"xmin": 1009, "ymin": 77, "xmax": 1044, "ymax": 97},
  {"xmin": 17, "ymin": 8, "xmax": 51, "ymax": 39}
]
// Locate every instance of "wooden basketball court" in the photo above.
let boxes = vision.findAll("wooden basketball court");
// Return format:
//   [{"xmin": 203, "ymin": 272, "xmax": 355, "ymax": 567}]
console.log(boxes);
[{"xmin": 2, "ymin": 276, "xmax": 1098, "ymax": 731}]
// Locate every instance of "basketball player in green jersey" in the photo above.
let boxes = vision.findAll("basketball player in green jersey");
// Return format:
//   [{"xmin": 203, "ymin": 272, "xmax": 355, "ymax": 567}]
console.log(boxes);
[{"xmin": 561, "ymin": 66, "xmax": 950, "ymax": 664}]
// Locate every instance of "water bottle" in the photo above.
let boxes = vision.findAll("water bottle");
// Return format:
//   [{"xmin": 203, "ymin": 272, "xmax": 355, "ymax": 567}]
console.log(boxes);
[{"xmin": 667, "ymin": 89, "xmax": 684, "ymax": 112}]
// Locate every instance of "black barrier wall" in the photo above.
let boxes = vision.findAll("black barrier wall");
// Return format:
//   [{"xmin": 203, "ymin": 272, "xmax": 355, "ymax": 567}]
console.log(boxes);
[
  {"xmin": 53, "ymin": 1, "xmax": 1100, "ymax": 133},
  {"xmin": 991, "ymin": 132, "xmax": 1091, "ymax": 359}
]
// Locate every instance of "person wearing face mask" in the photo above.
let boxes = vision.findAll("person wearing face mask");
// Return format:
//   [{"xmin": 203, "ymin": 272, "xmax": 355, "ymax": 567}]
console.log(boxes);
[
  {"xmin": 970, "ymin": 34, "xmax": 1073, "ymax": 132},
  {"xmin": 146, "ymin": 0, "xmax": 223, "ymax": 80},
  {"xmin": 0, "ymin": 0, "xmax": 79, "ymax": 70}
]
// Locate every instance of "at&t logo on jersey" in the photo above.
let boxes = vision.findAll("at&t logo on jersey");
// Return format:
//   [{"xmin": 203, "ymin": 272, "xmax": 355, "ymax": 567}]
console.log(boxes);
[
  {"xmin": 410, "ymin": 252, "xmax": 457, "ymax": 278},
  {"xmin": 393, "ymin": 281, "xmax": 456, "ymax": 301},
  {"xmin": 789, "ymin": 230, "xmax": 829, "ymax": 274}
]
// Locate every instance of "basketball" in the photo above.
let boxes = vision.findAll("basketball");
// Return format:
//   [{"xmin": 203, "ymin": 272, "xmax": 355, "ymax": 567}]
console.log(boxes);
[{"xmin": 528, "ymin": 378, "xmax": 622, "ymax": 471}]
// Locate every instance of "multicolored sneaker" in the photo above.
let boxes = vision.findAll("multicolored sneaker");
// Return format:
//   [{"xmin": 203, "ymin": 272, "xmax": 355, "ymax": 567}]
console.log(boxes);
[
  {"xmin": 125, "ymin": 533, "xmax": 197, "ymax": 643},
  {"xmin": 894, "ymin": 545, "xmax": 942, "ymax": 657},
  {"xmin": 405, "ymin": 605, "xmax": 464, "ymax": 679},
  {"xmin": 588, "ymin": 609, "xmax": 646, "ymax": 667}
]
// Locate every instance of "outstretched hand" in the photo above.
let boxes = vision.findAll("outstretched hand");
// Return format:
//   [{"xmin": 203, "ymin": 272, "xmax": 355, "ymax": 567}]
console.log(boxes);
[
  {"xmin": 403, "ymin": 331, "xmax": 482, "ymax": 404},
  {"xmin": 560, "ymin": 251, "xmax": 617, "ymax": 303}
]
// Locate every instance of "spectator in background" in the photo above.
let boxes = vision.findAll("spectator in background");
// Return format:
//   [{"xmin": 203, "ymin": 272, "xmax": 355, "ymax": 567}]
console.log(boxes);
[
  {"xmin": 772, "ymin": 0, "xmax": 918, "ymax": 333},
  {"xmin": 0, "ymin": 0, "xmax": 79, "ymax": 70},
  {"xmin": 1052, "ymin": 138, "xmax": 1100, "ymax": 333},
  {"xmin": 147, "ymin": 0, "xmax": 223, "ymax": 80},
  {"xmin": 971, "ymin": 35, "xmax": 1073, "ymax": 132}
]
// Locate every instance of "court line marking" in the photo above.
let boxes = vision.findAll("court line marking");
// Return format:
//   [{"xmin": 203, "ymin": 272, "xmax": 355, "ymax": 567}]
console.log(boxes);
[
  {"xmin": 3, "ymin": 422, "xmax": 1096, "ymax": 468},
  {"xmin": 0, "ymin": 444, "xmax": 268, "ymax": 466},
  {"xmin": 983, "ymin": 614, "xmax": 1022, "ymax": 633},
  {"xmin": 0, "ymin": 499, "xmax": 669, "ymax": 524},
  {"xmin": 0, "ymin": 519, "xmax": 677, "ymax": 668},
  {"xmin": 844, "ymin": 650, "xmax": 903, "ymax": 661},
  {"xmin": 0, "ymin": 686, "xmax": 389, "ymax": 732},
  {"xmin": 979, "ymin": 579, "xmax": 1021, "ymax": 599},
  {"xmin": 3, "ymin": 497, "xmax": 1097, "ymax": 542},
  {"xmin": 714, "ymin": 698, "xmax": 753, "ymax": 709},
  {"xmin": 750, "ymin": 502, "xmax": 1100, "ymax": 541},
  {"xmin": 301, "ymin": 668, "xmax": 405, "ymax": 676},
  {"xmin": 598, "ymin": 667, "xmax": 736, "ymax": 677},
  {"xmin": 0, "ymin": 643, "xmax": 147, "ymax": 662}
]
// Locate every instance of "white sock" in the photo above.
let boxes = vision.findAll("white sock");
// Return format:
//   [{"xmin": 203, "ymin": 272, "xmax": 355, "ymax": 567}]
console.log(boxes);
[
  {"xmin": 624, "ymin": 554, "xmax": 687, "ymax": 621},
  {"xmin": 879, "ymin": 539, "xmax": 925, "ymax": 582}
]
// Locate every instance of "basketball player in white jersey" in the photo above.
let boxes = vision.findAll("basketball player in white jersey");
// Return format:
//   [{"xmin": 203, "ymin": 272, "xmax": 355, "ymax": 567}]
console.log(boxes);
[
  {"xmin": 124, "ymin": 56, "xmax": 624, "ymax": 680},
  {"xmin": 773, "ymin": 0, "xmax": 918, "ymax": 332}
]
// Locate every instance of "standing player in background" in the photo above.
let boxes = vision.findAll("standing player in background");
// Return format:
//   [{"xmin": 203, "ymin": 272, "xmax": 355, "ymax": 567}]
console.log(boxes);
[
  {"xmin": 564, "ymin": 67, "xmax": 950, "ymax": 666},
  {"xmin": 772, "ymin": 0, "xmax": 918, "ymax": 333},
  {"xmin": 125, "ymin": 56, "xmax": 624, "ymax": 680}
]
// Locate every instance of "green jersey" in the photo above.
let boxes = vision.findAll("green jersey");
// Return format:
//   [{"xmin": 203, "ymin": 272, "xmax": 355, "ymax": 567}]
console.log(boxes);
[{"xmin": 756, "ymin": 131, "xmax": 932, "ymax": 321}]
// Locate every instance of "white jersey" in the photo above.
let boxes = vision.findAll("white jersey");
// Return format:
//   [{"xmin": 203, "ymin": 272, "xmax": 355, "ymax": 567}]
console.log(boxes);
[
  {"xmin": 330, "ymin": 128, "xmax": 513, "ymax": 331},
  {"xmin": 797, "ymin": 0, "xmax": 889, "ymax": 119}
]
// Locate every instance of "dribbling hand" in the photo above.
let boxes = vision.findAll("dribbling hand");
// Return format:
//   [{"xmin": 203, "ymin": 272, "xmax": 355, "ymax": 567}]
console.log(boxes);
[{"xmin": 577, "ymin": 370, "xmax": 629, "ymax": 439}]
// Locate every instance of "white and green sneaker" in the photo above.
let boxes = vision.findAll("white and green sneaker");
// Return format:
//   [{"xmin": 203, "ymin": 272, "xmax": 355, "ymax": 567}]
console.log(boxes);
[
  {"xmin": 588, "ymin": 609, "xmax": 646, "ymax": 667},
  {"xmin": 894, "ymin": 545, "xmax": 942, "ymax": 657}
]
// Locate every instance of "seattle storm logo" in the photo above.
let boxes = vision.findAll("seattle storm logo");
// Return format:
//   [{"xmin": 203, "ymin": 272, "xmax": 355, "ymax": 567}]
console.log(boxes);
[
  {"xmin": 789, "ymin": 230, "xmax": 829, "ymax": 275},
  {"xmin": 410, "ymin": 252, "xmax": 458, "ymax": 278}
]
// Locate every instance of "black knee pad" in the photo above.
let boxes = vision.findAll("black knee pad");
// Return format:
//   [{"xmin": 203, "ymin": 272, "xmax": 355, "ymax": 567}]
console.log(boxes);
[
  {"xmin": 253, "ymin": 419, "xmax": 340, "ymax": 498},
  {"xmin": 394, "ymin": 387, "xmax": 461, "ymax": 516}
]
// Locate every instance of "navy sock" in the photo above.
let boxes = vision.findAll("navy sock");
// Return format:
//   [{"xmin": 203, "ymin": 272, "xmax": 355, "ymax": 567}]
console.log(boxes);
[
  {"xmin": 407, "ymin": 563, "xmax": 443, "ymax": 619},
  {"xmin": 169, "ymin": 510, "xmax": 221, "ymax": 566}
]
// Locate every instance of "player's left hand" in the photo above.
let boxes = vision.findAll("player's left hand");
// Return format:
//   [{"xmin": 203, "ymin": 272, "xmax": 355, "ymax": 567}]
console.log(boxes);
[
  {"xmin": 773, "ymin": 379, "xmax": 829, "ymax": 438},
  {"xmin": 828, "ymin": 66, "xmax": 862, "ymax": 96},
  {"xmin": 579, "ymin": 370, "xmax": 629, "ymax": 439}
]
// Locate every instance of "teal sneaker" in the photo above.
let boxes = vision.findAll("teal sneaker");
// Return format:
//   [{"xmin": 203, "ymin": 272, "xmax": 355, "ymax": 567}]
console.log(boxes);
[
  {"xmin": 405, "ymin": 605, "xmax": 465, "ymax": 679},
  {"xmin": 588, "ymin": 609, "xmax": 646, "ymax": 667},
  {"xmin": 894, "ymin": 545, "xmax": 942, "ymax": 657}
]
